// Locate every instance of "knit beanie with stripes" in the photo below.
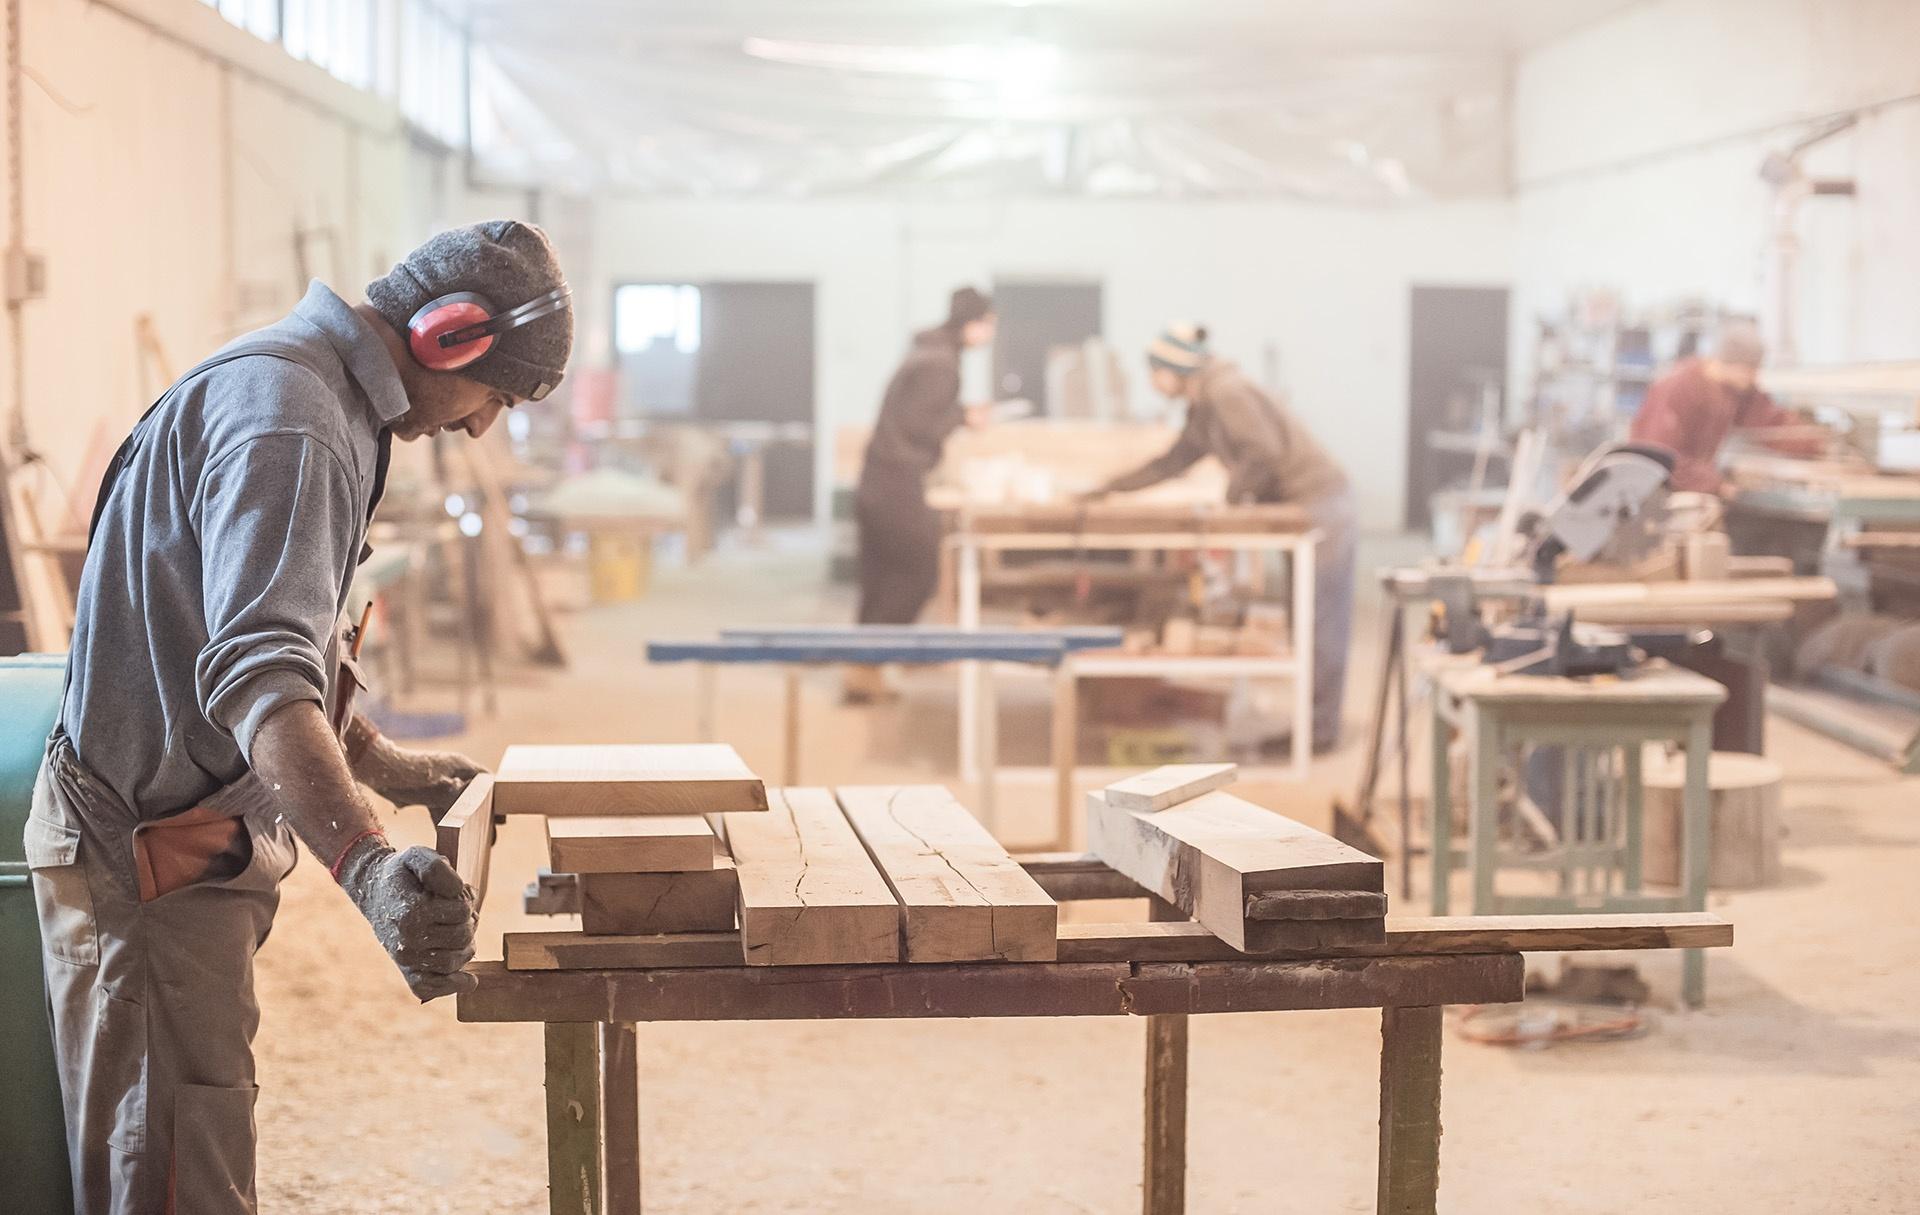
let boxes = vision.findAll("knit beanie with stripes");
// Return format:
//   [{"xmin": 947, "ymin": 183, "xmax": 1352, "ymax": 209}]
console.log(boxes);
[{"xmin": 1147, "ymin": 323, "xmax": 1210, "ymax": 374}]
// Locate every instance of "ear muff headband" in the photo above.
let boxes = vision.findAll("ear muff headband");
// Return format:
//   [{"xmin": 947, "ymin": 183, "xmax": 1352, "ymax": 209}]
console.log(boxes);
[{"xmin": 406, "ymin": 286, "xmax": 573, "ymax": 374}]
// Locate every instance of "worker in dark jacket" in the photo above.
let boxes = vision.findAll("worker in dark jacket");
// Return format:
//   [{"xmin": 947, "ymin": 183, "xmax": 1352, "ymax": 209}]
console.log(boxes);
[
  {"xmin": 1089, "ymin": 323, "xmax": 1356, "ymax": 751},
  {"xmin": 848, "ymin": 287, "xmax": 997, "ymax": 701}
]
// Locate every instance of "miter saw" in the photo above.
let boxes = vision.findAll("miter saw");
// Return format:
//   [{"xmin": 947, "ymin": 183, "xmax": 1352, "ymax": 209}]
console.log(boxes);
[{"xmin": 1432, "ymin": 443, "xmax": 1702, "ymax": 677}]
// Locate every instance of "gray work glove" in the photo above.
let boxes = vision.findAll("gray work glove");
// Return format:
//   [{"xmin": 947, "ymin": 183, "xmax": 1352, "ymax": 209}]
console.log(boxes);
[
  {"xmin": 335, "ymin": 836, "xmax": 478, "ymax": 1002},
  {"xmin": 352, "ymin": 732, "xmax": 487, "ymax": 824}
]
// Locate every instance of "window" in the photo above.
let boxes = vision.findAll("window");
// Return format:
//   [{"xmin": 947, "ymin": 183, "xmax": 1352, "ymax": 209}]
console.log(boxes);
[
  {"xmin": 400, "ymin": 0, "xmax": 468, "ymax": 147},
  {"xmin": 210, "ymin": 0, "xmax": 280, "ymax": 40},
  {"xmin": 284, "ymin": 0, "xmax": 376, "ymax": 90},
  {"xmin": 615, "ymin": 286, "xmax": 703, "ymax": 356}
]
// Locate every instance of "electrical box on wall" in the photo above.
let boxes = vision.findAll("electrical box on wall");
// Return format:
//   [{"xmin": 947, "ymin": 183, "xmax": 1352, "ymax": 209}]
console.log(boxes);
[{"xmin": 3, "ymin": 247, "xmax": 46, "ymax": 304}]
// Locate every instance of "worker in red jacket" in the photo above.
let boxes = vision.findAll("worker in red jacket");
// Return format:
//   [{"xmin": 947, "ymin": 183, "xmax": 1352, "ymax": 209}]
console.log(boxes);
[{"xmin": 1628, "ymin": 319, "xmax": 1822, "ymax": 494}]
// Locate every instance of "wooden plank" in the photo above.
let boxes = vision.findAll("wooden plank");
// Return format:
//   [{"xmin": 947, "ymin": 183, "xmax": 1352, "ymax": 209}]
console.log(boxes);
[
  {"xmin": 725, "ymin": 788, "xmax": 900, "ymax": 966},
  {"xmin": 1055, "ymin": 914, "xmax": 1733, "ymax": 964},
  {"xmin": 458, "ymin": 953, "xmax": 1523, "ymax": 1024},
  {"xmin": 506, "ymin": 930, "xmax": 745, "ymax": 971},
  {"xmin": 836, "ymin": 785, "xmax": 1057, "ymax": 962},
  {"xmin": 1540, "ymin": 575, "xmax": 1835, "ymax": 610},
  {"xmin": 1086, "ymin": 789, "xmax": 1382, "ymax": 952},
  {"xmin": 547, "ymin": 815, "xmax": 716, "ymax": 874},
  {"xmin": 1244, "ymin": 889, "xmax": 1388, "ymax": 921},
  {"xmin": 494, "ymin": 743, "xmax": 770, "ymax": 817},
  {"xmin": 434, "ymin": 774, "xmax": 495, "ymax": 907},
  {"xmin": 578, "ymin": 859, "xmax": 739, "ymax": 934},
  {"xmin": 1103, "ymin": 763, "xmax": 1238, "ymax": 813},
  {"xmin": 1377, "ymin": 1006, "xmax": 1444, "ymax": 1215},
  {"xmin": 544, "ymin": 1023, "xmax": 603, "ymax": 1215}
]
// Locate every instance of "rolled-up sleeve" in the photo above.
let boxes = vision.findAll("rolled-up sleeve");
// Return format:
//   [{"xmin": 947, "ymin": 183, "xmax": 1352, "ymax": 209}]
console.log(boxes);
[{"xmin": 192, "ymin": 432, "xmax": 358, "ymax": 759}]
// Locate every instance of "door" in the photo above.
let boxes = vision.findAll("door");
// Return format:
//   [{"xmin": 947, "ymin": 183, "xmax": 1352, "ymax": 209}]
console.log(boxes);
[
  {"xmin": 1405, "ymin": 285, "xmax": 1510, "ymax": 532},
  {"xmin": 990, "ymin": 279, "xmax": 1102, "ymax": 415}
]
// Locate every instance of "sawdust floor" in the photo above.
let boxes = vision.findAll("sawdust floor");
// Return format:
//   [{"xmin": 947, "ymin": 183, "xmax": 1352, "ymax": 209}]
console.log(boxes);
[{"xmin": 254, "ymin": 535, "xmax": 1920, "ymax": 1214}]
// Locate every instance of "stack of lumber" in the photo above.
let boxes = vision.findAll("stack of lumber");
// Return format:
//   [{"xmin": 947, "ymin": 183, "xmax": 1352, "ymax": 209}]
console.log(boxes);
[
  {"xmin": 1087, "ymin": 764, "xmax": 1387, "ymax": 952},
  {"xmin": 486, "ymin": 749, "xmax": 1059, "ymax": 970}
]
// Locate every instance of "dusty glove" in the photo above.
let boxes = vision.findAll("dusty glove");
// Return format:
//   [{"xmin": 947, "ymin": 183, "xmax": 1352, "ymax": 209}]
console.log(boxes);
[
  {"xmin": 350, "ymin": 730, "xmax": 486, "ymax": 824},
  {"xmin": 335, "ymin": 835, "xmax": 477, "ymax": 1002}
]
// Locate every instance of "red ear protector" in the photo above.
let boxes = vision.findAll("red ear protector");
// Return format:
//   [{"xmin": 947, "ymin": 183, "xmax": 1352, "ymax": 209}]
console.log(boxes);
[{"xmin": 406, "ymin": 285, "xmax": 573, "ymax": 376}]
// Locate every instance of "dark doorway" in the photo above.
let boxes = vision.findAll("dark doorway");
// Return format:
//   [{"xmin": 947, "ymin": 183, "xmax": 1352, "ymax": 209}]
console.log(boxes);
[
  {"xmin": 990, "ymin": 279, "xmax": 1102, "ymax": 414},
  {"xmin": 613, "ymin": 280, "xmax": 817, "ymax": 520},
  {"xmin": 1405, "ymin": 285, "xmax": 1510, "ymax": 532}
]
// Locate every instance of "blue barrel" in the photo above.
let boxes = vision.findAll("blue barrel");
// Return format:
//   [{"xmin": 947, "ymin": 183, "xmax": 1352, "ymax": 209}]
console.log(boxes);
[{"xmin": 0, "ymin": 654, "xmax": 74, "ymax": 1212}]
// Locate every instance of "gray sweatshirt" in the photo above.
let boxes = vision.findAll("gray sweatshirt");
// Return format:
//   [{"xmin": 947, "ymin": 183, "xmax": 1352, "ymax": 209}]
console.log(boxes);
[{"xmin": 60, "ymin": 282, "xmax": 408, "ymax": 824}]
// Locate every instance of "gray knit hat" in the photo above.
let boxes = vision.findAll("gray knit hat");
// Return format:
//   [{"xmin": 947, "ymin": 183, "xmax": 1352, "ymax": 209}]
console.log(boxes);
[{"xmin": 367, "ymin": 220, "xmax": 574, "ymax": 401}]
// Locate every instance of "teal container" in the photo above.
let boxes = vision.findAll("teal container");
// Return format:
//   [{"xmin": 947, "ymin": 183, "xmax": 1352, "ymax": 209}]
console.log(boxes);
[{"xmin": 0, "ymin": 653, "xmax": 74, "ymax": 1213}]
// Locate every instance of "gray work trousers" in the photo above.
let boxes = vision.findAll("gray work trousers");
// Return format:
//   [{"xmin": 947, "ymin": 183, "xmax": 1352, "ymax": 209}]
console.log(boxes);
[{"xmin": 26, "ymin": 737, "xmax": 297, "ymax": 1215}]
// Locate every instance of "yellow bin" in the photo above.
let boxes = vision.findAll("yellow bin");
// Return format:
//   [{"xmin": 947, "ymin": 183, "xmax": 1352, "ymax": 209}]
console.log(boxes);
[{"xmin": 588, "ymin": 531, "xmax": 652, "ymax": 602}]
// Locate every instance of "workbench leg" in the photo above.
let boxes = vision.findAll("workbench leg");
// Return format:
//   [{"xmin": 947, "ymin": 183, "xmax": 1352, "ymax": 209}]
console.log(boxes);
[
  {"xmin": 977, "ymin": 662, "xmax": 999, "ymax": 833},
  {"xmin": 1622, "ymin": 743, "xmax": 1644, "ymax": 894},
  {"xmin": 601, "ymin": 1023, "xmax": 641, "ymax": 1215},
  {"xmin": 1681, "ymin": 715, "xmax": 1713, "ymax": 1008},
  {"xmin": 783, "ymin": 668, "xmax": 802, "ymax": 786},
  {"xmin": 1051, "ymin": 660, "xmax": 1079, "ymax": 851},
  {"xmin": 1143, "ymin": 898, "xmax": 1188, "ymax": 1215},
  {"xmin": 696, "ymin": 664, "xmax": 717, "ymax": 743},
  {"xmin": 1377, "ymin": 1005, "xmax": 1444, "ymax": 1215},
  {"xmin": 1428, "ymin": 695, "xmax": 1452, "ymax": 917},
  {"xmin": 546, "ymin": 1022, "xmax": 604, "ymax": 1215},
  {"xmin": 957, "ymin": 539, "xmax": 983, "ymax": 782},
  {"xmin": 1469, "ymin": 710, "xmax": 1500, "ymax": 915}
]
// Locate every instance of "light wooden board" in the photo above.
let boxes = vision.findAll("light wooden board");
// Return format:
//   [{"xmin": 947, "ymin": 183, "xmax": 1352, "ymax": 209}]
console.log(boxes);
[
  {"xmin": 506, "ymin": 930, "xmax": 744, "ymax": 971},
  {"xmin": 494, "ymin": 743, "xmax": 770, "ymax": 817},
  {"xmin": 724, "ymin": 787, "xmax": 900, "ymax": 966},
  {"xmin": 1055, "ymin": 914, "xmax": 1733, "ymax": 963},
  {"xmin": 1102, "ymin": 763, "xmax": 1238, "ymax": 812},
  {"xmin": 836, "ymin": 785, "xmax": 1057, "ymax": 962},
  {"xmin": 547, "ymin": 815, "xmax": 716, "ymax": 874},
  {"xmin": 1086, "ymin": 789, "xmax": 1382, "ymax": 953},
  {"xmin": 578, "ymin": 858, "xmax": 740, "ymax": 934},
  {"xmin": 434, "ymin": 774, "xmax": 495, "ymax": 907},
  {"xmin": 1540, "ymin": 575, "xmax": 1834, "ymax": 610}
]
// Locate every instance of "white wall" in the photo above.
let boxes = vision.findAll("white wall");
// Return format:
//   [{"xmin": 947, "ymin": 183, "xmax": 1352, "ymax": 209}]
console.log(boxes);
[
  {"xmin": 590, "ymin": 196, "xmax": 1514, "ymax": 529},
  {"xmin": 1511, "ymin": 0, "xmax": 1920, "ymax": 381},
  {"xmin": 2, "ymin": 0, "xmax": 421, "ymax": 525}
]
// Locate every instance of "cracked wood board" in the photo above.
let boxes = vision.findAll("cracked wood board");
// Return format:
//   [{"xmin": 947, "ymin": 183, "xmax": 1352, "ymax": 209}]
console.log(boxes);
[
  {"xmin": 547, "ymin": 815, "xmax": 717, "ymax": 874},
  {"xmin": 1087, "ymin": 789, "xmax": 1382, "ymax": 953},
  {"xmin": 836, "ymin": 785, "xmax": 1057, "ymax": 963},
  {"xmin": 505, "ymin": 930, "xmax": 745, "ymax": 970},
  {"xmin": 1103, "ymin": 763, "xmax": 1238, "ymax": 812},
  {"xmin": 578, "ymin": 857, "xmax": 740, "ymax": 934},
  {"xmin": 494, "ymin": 744, "xmax": 770, "ymax": 816},
  {"xmin": 724, "ymin": 787, "xmax": 900, "ymax": 966}
]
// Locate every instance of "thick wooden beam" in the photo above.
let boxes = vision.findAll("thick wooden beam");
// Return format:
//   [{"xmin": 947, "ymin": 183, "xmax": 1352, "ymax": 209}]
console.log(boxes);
[
  {"xmin": 1086, "ymin": 790, "xmax": 1383, "ymax": 952},
  {"xmin": 1377, "ymin": 1006, "xmax": 1444, "ymax": 1215},
  {"xmin": 1057, "ymin": 914, "xmax": 1732, "ymax": 964},
  {"xmin": 578, "ymin": 859, "xmax": 739, "ymax": 935},
  {"xmin": 496, "ymin": 743, "xmax": 769, "ymax": 816},
  {"xmin": 435, "ymin": 774, "xmax": 495, "ymax": 908},
  {"xmin": 547, "ymin": 815, "xmax": 717, "ymax": 874},
  {"xmin": 458, "ymin": 954, "xmax": 1522, "ymax": 1024},
  {"xmin": 837, "ymin": 785, "xmax": 1057, "ymax": 962},
  {"xmin": 1105, "ymin": 763, "xmax": 1238, "ymax": 813},
  {"xmin": 726, "ymin": 788, "xmax": 900, "ymax": 966},
  {"xmin": 544, "ymin": 1022, "xmax": 603, "ymax": 1215}
]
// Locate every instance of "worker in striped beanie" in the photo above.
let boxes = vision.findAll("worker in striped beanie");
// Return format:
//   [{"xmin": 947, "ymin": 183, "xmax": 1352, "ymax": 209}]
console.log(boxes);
[{"xmin": 1089, "ymin": 321, "xmax": 1357, "ymax": 752}]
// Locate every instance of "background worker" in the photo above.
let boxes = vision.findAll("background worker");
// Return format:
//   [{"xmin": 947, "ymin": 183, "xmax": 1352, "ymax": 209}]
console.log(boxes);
[
  {"xmin": 1087, "ymin": 323, "xmax": 1356, "ymax": 752},
  {"xmin": 27, "ymin": 221, "xmax": 573, "ymax": 1214},
  {"xmin": 1629, "ymin": 318, "xmax": 1824, "ymax": 494},
  {"xmin": 848, "ymin": 286, "xmax": 998, "ymax": 702}
]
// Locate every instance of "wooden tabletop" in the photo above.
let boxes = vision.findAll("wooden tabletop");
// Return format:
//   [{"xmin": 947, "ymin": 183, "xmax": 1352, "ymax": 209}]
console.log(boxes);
[{"xmin": 1430, "ymin": 658, "xmax": 1729, "ymax": 707}]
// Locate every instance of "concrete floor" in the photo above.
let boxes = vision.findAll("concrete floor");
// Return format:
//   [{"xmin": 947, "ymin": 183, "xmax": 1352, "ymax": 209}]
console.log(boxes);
[{"xmin": 255, "ymin": 534, "xmax": 1920, "ymax": 1213}]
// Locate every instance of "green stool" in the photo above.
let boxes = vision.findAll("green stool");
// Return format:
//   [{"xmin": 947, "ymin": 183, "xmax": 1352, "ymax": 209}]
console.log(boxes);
[
  {"xmin": 1428, "ymin": 659, "xmax": 1725, "ymax": 1007},
  {"xmin": 0, "ymin": 653, "xmax": 74, "ymax": 1212}
]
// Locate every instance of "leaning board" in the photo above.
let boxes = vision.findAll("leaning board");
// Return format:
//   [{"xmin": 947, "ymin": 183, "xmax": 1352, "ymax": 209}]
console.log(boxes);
[
  {"xmin": 837, "ymin": 785, "xmax": 1057, "ymax": 962},
  {"xmin": 494, "ymin": 743, "xmax": 770, "ymax": 816},
  {"xmin": 1087, "ymin": 789, "xmax": 1382, "ymax": 953}
]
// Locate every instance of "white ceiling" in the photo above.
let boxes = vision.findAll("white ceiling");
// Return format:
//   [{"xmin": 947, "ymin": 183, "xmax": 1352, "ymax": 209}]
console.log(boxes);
[{"xmin": 451, "ymin": 0, "xmax": 1641, "ymax": 200}]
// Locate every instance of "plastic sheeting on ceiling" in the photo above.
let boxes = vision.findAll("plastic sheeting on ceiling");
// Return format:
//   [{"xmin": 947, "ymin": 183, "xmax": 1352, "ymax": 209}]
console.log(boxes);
[{"xmin": 448, "ymin": 0, "xmax": 1637, "ymax": 202}]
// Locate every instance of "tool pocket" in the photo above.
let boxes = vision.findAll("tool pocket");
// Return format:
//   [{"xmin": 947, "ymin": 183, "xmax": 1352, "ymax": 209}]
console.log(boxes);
[
  {"xmin": 24, "ymin": 810, "xmax": 100, "ymax": 968},
  {"xmin": 172, "ymin": 1083, "xmax": 259, "ymax": 1214}
]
